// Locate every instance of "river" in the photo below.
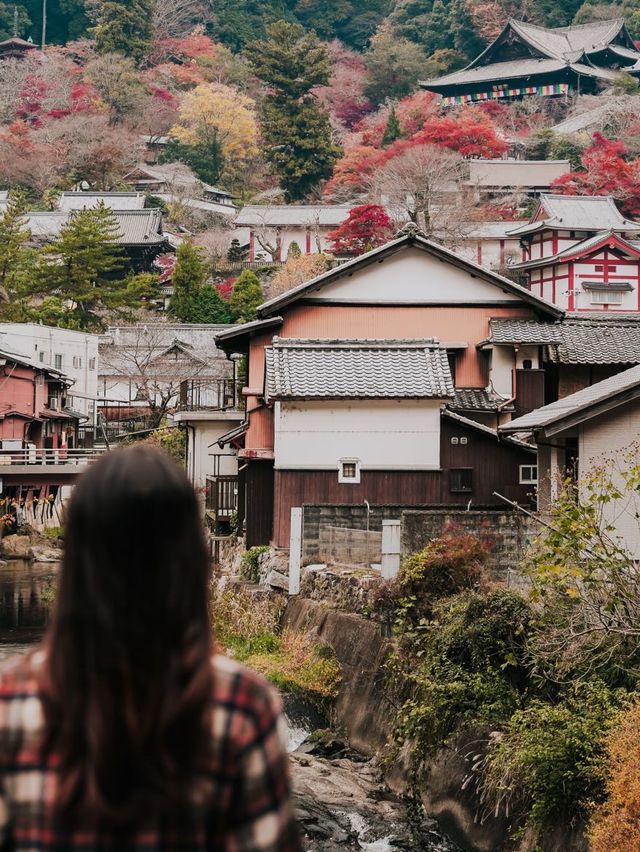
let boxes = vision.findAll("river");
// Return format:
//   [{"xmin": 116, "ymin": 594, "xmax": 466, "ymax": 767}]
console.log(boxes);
[{"xmin": 0, "ymin": 558, "xmax": 457, "ymax": 851}]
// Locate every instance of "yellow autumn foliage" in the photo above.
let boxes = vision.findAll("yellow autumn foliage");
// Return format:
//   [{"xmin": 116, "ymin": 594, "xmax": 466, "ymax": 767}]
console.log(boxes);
[
  {"xmin": 170, "ymin": 83, "xmax": 259, "ymax": 164},
  {"xmin": 590, "ymin": 700, "xmax": 640, "ymax": 852}
]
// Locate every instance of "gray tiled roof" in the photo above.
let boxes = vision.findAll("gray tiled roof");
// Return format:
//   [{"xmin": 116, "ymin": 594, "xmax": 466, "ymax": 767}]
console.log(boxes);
[
  {"xmin": 265, "ymin": 338, "xmax": 454, "ymax": 400},
  {"xmin": 501, "ymin": 363, "xmax": 640, "ymax": 433},
  {"xmin": 234, "ymin": 204, "xmax": 353, "ymax": 228},
  {"xmin": 489, "ymin": 317, "xmax": 640, "ymax": 364},
  {"xmin": 59, "ymin": 192, "xmax": 146, "ymax": 211},
  {"xmin": 512, "ymin": 230, "xmax": 640, "ymax": 269},
  {"xmin": 25, "ymin": 209, "xmax": 166, "ymax": 246},
  {"xmin": 508, "ymin": 194, "xmax": 640, "ymax": 236},
  {"xmin": 450, "ymin": 388, "xmax": 514, "ymax": 411}
]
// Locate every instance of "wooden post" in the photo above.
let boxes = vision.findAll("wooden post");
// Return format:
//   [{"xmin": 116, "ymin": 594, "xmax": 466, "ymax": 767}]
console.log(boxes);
[
  {"xmin": 289, "ymin": 507, "xmax": 302, "ymax": 595},
  {"xmin": 381, "ymin": 520, "xmax": 401, "ymax": 579}
]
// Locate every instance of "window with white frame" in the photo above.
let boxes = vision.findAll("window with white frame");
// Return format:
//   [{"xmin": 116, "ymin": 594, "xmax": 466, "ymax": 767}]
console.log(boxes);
[
  {"xmin": 590, "ymin": 289, "xmax": 624, "ymax": 305},
  {"xmin": 72, "ymin": 356, "xmax": 82, "ymax": 369},
  {"xmin": 54, "ymin": 354, "xmax": 62, "ymax": 369},
  {"xmin": 338, "ymin": 458, "xmax": 360, "ymax": 484},
  {"xmin": 519, "ymin": 464, "xmax": 538, "ymax": 484}
]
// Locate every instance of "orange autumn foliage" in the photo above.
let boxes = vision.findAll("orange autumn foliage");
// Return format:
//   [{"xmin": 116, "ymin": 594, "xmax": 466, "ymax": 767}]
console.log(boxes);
[{"xmin": 590, "ymin": 701, "xmax": 640, "ymax": 852}]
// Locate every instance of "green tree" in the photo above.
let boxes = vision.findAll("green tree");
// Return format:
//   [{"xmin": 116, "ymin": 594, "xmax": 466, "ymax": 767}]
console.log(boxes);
[
  {"xmin": 0, "ymin": 190, "xmax": 33, "ymax": 301},
  {"xmin": 364, "ymin": 21, "xmax": 427, "ymax": 105},
  {"xmin": 188, "ymin": 286, "xmax": 232, "ymax": 323},
  {"xmin": 0, "ymin": 3, "xmax": 30, "ymax": 40},
  {"xmin": 160, "ymin": 138, "xmax": 224, "ymax": 186},
  {"xmin": 169, "ymin": 240, "xmax": 208, "ymax": 321},
  {"xmin": 248, "ymin": 21, "xmax": 341, "ymax": 200},
  {"xmin": 92, "ymin": 0, "xmax": 154, "ymax": 64},
  {"xmin": 227, "ymin": 238, "xmax": 246, "ymax": 262},
  {"xmin": 381, "ymin": 106, "xmax": 402, "ymax": 147},
  {"xmin": 230, "ymin": 269, "xmax": 263, "ymax": 322},
  {"xmin": 293, "ymin": 0, "xmax": 389, "ymax": 50},
  {"xmin": 36, "ymin": 205, "xmax": 136, "ymax": 330}
]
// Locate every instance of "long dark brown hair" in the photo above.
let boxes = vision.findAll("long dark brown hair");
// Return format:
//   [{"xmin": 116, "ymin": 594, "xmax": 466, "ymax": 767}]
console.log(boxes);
[{"xmin": 40, "ymin": 446, "xmax": 214, "ymax": 832}]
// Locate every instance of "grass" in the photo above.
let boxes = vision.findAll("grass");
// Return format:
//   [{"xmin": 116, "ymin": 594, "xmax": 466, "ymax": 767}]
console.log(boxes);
[{"xmin": 210, "ymin": 583, "xmax": 341, "ymax": 704}]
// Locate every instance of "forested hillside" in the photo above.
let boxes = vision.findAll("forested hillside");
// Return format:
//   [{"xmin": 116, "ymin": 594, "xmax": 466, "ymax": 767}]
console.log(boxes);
[{"xmin": 5, "ymin": 0, "xmax": 640, "ymax": 63}]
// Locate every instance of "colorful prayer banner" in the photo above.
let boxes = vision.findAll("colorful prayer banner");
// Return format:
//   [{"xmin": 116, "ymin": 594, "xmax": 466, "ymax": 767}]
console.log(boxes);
[{"xmin": 442, "ymin": 83, "xmax": 569, "ymax": 106}]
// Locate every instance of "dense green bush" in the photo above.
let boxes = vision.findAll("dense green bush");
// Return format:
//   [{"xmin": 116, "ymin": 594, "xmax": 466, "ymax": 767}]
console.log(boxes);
[
  {"xmin": 478, "ymin": 680, "xmax": 629, "ymax": 835},
  {"xmin": 390, "ymin": 590, "xmax": 534, "ymax": 767}
]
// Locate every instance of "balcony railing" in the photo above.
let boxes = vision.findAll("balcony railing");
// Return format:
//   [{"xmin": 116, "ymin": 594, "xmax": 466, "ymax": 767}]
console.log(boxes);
[
  {"xmin": 0, "ymin": 447, "xmax": 108, "ymax": 467},
  {"xmin": 179, "ymin": 379, "xmax": 243, "ymax": 412}
]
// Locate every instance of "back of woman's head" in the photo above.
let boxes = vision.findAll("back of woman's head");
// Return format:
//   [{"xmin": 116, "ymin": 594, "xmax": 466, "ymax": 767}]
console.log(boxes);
[{"xmin": 42, "ymin": 446, "xmax": 213, "ymax": 830}]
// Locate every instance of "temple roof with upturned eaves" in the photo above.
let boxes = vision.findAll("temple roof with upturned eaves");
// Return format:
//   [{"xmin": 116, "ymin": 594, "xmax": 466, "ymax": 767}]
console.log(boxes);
[{"xmin": 421, "ymin": 18, "xmax": 640, "ymax": 94}]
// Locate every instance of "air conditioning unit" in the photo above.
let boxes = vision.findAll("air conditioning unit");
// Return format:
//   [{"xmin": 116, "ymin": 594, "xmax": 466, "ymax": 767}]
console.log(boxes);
[{"xmin": 48, "ymin": 397, "xmax": 59, "ymax": 410}]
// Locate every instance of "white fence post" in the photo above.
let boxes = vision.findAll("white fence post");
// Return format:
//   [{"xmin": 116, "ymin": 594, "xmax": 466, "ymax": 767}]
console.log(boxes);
[
  {"xmin": 289, "ymin": 507, "xmax": 303, "ymax": 595},
  {"xmin": 381, "ymin": 520, "xmax": 401, "ymax": 579}
]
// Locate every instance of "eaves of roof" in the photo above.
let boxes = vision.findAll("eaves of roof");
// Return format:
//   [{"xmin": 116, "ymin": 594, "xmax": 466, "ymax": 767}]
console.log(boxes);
[
  {"xmin": 443, "ymin": 408, "xmax": 536, "ymax": 452},
  {"xmin": 214, "ymin": 317, "xmax": 284, "ymax": 356},
  {"xmin": 512, "ymin": 231, "xmax": 640, "ymax": 269},
  {"xmin": 256, "ymin": 232, "xmax": 563, "ymax": 320}
]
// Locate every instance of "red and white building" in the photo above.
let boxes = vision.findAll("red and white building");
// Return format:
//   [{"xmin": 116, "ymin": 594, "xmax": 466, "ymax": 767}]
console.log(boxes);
[{"xmin": 508, "ymin": 195, "xmax": 640, "ymax": 312}]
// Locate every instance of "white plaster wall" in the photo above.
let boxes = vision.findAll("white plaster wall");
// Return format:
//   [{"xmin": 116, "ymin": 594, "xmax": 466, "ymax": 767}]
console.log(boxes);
[
  {"xmin": 573, "ymin": 260, "xmax": 638, "ymax": 312},
  {"xmin": 488, "ymin": 345, "xmax": 514, "ymax": 398},
  {"xmin": 313, "ymin": 248, "xmax": 524, "ymax": 304},
  {"xmin": 515, "ymin": 346, "xmax": 540, "ymax": 369},
  {"xmin": 274, "ymin": 399, "xmax": 442, "ymax": 470},
  {"xmin": 579, "ymin": 399, "xmax": 640, "ymax": 558},
  {"xmin": 183, "ymin": 419, "xmax": 239, "ymax": 514}
]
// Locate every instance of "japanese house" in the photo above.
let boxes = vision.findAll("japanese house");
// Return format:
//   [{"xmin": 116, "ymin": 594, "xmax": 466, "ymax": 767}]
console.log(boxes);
[
  {"xmin": 507, "ymin": 194, "xmax": 640, "ymax": 311},
  {"xmin": 500, "ymin": 364, "xmax": 640, "ymax": 557},
  {"xmin": 215, "ymin": 225, "xmax": 563, "ymax": 548},
  {"xmin": 422, "ymin": 18, "xmax": 640, "ymax": 105}
]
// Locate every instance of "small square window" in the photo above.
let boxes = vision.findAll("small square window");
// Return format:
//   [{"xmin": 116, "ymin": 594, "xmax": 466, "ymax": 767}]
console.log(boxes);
[
  {"xmin": 520, "ymin": 464, "xmax": 538, "ymax": 485},
  {"xmin": 450, "ymin": 468, "xmax": 472, "ymax": 493},
  {"xmin": 338, "ymin": 458, "xmax": 360, "ymax": 484}
]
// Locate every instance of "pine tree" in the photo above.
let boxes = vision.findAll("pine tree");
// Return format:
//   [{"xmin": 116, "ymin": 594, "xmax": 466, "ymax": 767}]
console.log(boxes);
[
  {"xmin": 36, "ymin": 205, "xmax": 127, "ymax": 330},
  {"xmin": 92, "ymin": 0, "xmax": 154, "ymax": 64},
  {"xmin": 188, "ymin": 286, "xmax": 233, "ymax": 323},
  {"xmin": 248, "ymin": 21, "xmax": 342, "ymax": 200},
  {"xmin": 230, "ymin": 270, "xmax": 264, "ymax": 323},
  {"xmin": 169, "ymin": 240, "xmax": 208, "ymax": 322},
  {"xmin": 381, "ymin": 107, "xmax": 402, "ymax": 148},
  {"xmin": 0, "ymin": 190, "xmax": 32, "ymax": 300},
  {"xmin": 227, "ymin": 239, "xmax": 246, "ymax": 263}
]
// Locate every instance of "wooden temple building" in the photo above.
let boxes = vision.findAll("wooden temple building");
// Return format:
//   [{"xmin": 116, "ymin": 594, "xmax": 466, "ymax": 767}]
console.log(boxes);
[
  {"xmin": 508, "ymin": 194, "xmax": 640, "ymax": 313},
  {"xmin": 422, "ymin": 18, "xmax": 640, "ymax": 106}
]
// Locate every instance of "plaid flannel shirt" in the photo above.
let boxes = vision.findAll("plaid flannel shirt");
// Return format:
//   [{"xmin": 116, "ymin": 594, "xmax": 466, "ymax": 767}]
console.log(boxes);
[{"xmin": 0, "ymin": 651, "xmax": 301, "ymax": 851}]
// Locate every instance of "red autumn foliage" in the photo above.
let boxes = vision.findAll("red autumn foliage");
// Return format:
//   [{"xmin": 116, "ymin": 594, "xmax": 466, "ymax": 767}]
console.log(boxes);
[
  {"xmin": 410, "ymin": 110, "xmax": 509, "ymax": 157},
  {"xmin": 326, "ymin": 204, "xmax": 394, "ymax": 256},
  {"xmin": 216, "ymin": 278, "xmax": 236, "ymax": 300},
  {"xmin": 551, "ymin": 132, "xmax": 640, "ymax": 219},
  {"xmin": 159, "ymin": 35, "xmax": 219, "ymax": 61},
  {"xmin": 315, "ymin": 42, "xmax": 373, "ymax": 129},
  {"xmin": 357, "ymin": 90, "xmax": 439, "ymax": 147}
]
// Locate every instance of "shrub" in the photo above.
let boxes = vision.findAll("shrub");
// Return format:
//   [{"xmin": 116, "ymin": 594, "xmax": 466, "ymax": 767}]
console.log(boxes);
[
  {"xmin": 372, "ymin": 527, "xmax": 491, "ymax": 625},
  {"xmin": 589, "ymin": 700, "xmax": 640, "ymax": 852},
  {"xmin": 210, "ymin": 582, "xmax": 285, "ymax": 655},
  {"xmin": 479, "ymin": 680, "xmax": 629, "ymax": 838},
  {"xmin": 389, "ymin": 590, "xmax": 534, "ymax": 769},
  {"xmin": 240, "ymin": 545, "xmax": 269, "ymax": 583}
]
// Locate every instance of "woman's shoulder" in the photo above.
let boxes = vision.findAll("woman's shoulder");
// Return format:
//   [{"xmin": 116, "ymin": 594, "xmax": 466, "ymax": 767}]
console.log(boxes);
[
  {"xmin": 0, "ymin": 650, "xmax": 42, "ymax": 695},
  {"xmin": 211, "ymin": 654, "xmax": 283, "ymax": 734}
]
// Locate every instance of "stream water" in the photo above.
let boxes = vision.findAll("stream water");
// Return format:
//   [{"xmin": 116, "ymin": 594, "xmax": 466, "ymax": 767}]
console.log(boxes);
[{"xmin": 0, "ymin": 559, "xmax": 457, "ymax": 851}]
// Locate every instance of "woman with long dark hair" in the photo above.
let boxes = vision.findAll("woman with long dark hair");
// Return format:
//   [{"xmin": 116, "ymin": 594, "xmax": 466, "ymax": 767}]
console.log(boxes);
[{"xmin": 0, "ymin": 446, "xmax": 301, "ymax": 850}]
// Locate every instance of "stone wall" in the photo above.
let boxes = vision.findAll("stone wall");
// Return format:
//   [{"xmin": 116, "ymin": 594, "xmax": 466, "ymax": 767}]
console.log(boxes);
[
  {"xmin": 302, "ymin": 504, "xmax": 537, "ymax": 579},
  {"xmin": 401, "ymin": 509, "xmax": 537, "ymax": 582},
  {"xmin": 302, "ymin": 505, "xmax": 405, "ymax": 565}
]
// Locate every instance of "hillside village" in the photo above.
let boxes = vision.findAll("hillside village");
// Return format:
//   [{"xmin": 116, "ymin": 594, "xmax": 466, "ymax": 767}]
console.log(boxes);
[{"xmin": 4, "ymin": 1, "xmax": 640, "ymax": 850}]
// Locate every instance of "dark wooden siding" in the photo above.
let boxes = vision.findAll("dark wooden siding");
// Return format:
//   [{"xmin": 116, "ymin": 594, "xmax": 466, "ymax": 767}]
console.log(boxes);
[
  {"xmin": 515, "ymin": 369, "xmax": 545, "ymax": 417},
  {"xmin": 245, "ymin": 460, "xmax": 274, "ymax": 547},
  {"xmin": 271, "ymin": 418, "xmax": 535, "ymax": 547}
]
